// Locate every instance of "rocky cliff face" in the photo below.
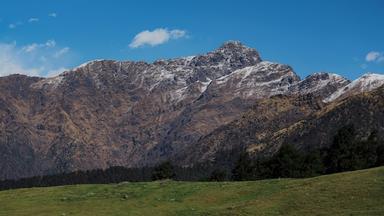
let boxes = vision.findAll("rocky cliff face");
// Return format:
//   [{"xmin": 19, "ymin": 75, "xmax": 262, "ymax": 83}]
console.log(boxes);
[
  {"xmin": 178, "ymin": 94, "xmax": 325, "ymax": 166},
  {"xmin": 0, "ymin": 41, "xmax": 382, "ymax": 180},
  {"xmin": 289, "ymin": 72, "xmax": 350, "ymax": 98}
]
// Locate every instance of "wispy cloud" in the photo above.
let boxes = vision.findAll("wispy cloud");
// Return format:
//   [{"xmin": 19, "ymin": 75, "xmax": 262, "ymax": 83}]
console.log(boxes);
[
  {"xmin": 28, "ymin": 17, "xmax": 39, "ymax": 23},
  {"xmin": 54, "ymin": 47, "xmax": 70, "ymax": 58},
  {"xmin": 366, "ymin": 51, "xmax": 384, "ymax": 63},
  {"xmin": 21, "ymin": 40, "xmax": 56, "ymax": 53},
  {"xmin": 8, "ymin": 22, "xmax": 23, "ymax": 29},
  {"xmin": 21, "ymin": 43, "xmax": 39, "ymax": 53},
  {"xmin": 0, "ymin": 41, "xmax": 72, "ymax": 77},
  {"xmin": 45, "ymin": 40, "xmax": 56, "ymax": 48},
  {"xmin": 129, "ymin": 28, "xmax": 187, "ymax": 48},
  {"xmin": 9, "ymin": 14, "xmax": 55, "ymax": 30},
  {"xmin": 48, "ymin": 12, "xmax": 57, "ymax": 18},
  {"xmin": 10, "ymin": 16, "xmax": 41, "ymax": 29}
]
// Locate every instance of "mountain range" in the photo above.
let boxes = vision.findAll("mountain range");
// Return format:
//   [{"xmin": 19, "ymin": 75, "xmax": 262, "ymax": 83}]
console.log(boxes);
[{"xmin": 1, "ymin": 41, "xmax": 384, "ymax": 180}]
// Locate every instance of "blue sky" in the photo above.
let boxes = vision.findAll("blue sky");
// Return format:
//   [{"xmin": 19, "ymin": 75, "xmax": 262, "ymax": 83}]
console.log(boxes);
[{"xmin": 0, "ymin": 0, "xmax": 383, "ymax": 79}]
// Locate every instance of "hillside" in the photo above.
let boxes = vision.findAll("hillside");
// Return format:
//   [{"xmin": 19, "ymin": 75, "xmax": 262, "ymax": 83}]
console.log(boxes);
[
  {"xmin": 0, "ymin": 167, "xmax": 383, "ymax": 216},
  {"xmin": 182, "ymin": 86, "xmax": 384, "ymax": 166}
]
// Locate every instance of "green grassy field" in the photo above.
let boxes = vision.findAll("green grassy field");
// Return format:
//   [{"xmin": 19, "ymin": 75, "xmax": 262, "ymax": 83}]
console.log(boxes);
[{"xmin": 0, "ymin": 167, "xmax": 383, "ymax": 216}]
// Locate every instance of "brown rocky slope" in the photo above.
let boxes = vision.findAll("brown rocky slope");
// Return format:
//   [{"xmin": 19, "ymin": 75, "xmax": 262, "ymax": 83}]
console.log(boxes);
[{"xmin": 181, "ymin": 86, "xmax": 384, "ymax": 166}]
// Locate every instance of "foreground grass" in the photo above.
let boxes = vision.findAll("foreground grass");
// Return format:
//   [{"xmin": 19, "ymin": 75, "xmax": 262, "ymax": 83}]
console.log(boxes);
[{"xmin": 0, "ymin": 167, "xmax": 384, "ymax": 216}]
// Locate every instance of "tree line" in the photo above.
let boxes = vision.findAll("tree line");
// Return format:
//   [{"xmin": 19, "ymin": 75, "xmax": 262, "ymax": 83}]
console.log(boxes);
[
  {"xmin": 1, "ymin": 125, "xmax": 383, "ymax": 190},
  {"xmin": 231, "ymin": 125, "xmax": 384, "ymax": 181},
  {"xmin": 0, "ymin": 163, "xmax": 215, "ymax": 190}
]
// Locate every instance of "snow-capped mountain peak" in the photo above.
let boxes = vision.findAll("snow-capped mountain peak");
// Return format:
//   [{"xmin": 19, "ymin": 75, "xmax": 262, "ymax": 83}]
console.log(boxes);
[{"xmin": 324, "ymin": 73, "xmax": 384, "ymax": 103}]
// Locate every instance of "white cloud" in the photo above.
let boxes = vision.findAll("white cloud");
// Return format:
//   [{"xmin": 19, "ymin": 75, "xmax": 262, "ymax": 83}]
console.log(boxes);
[
  {"xmin": 0, "ymin": 43, "xmax": 41, "ymax": 76},
  {"xmin": 129, "ymin": 28, "xmax": 187, "ymax": 48},
  {"xmin": 54, "ymin": 47, "xmax": 70, "ymax": 58},
  {"xmin": 0, "ymin": 41, "xmax": 72, "ymax": 77},
  {"xmin": 28, "ymin": 18, "xmax": 39, "ymax": 23},
  {"xmin": 45, "ymin": 40, "xmax": 56, "ymax": 48},
  {"xmin": 21, "ymin": 40, "xmax": 56, "ymax": 53},
  {"xmin": 366, "ymin": 51, "xmax": 384, "ymax": 63},
  {"xmin": 49, "ymin": 13, "xmax": 57, "ymax": 18}
]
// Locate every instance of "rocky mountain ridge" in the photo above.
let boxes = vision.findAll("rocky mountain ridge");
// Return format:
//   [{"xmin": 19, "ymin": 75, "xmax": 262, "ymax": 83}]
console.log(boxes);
[
  {"xmin": 323, "ymin": 73, "xmax": 384, "ymax": 102},
  {"xmin": 0, "ymin": 41, "xmax": 383, "ymax": 180}
]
